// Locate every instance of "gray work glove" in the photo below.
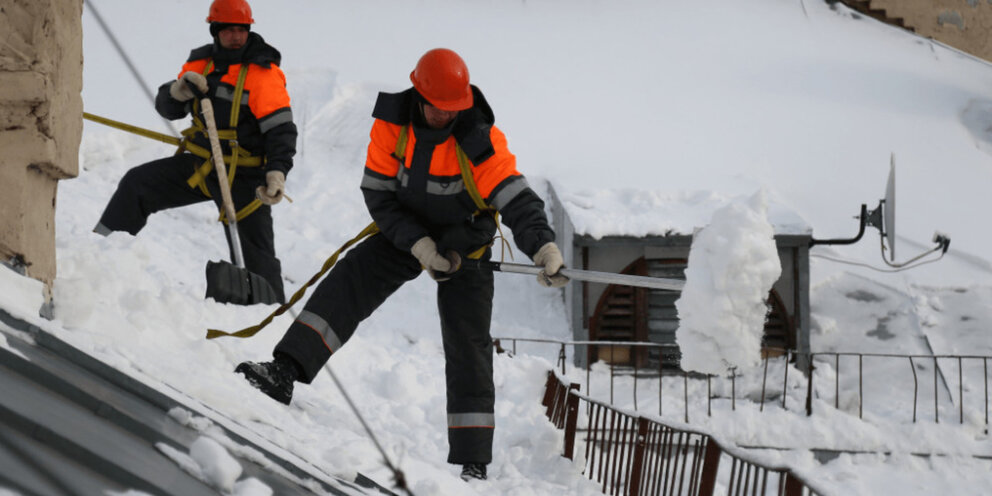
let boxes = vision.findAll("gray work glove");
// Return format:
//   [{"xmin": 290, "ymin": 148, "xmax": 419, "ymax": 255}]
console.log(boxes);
[
  {"xmin": 411, "ymin": 237, "xmax": 461, "ymax": 281},
  {"xmin": 532, "ymin": 242, "xmax": 569, "ymax": 288},
  {"xmin": 169, "ymin": 72, "xmax": 208, "ymax": 102},
  {"xmin": 255, "ymin": 171, "xmax": 286, "ymax": 205}
]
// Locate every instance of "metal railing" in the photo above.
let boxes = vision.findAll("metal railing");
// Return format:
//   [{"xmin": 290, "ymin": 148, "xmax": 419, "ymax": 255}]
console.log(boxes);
[
  {"xmin": 808, "ymin": 352, "xmax": 992, "ymax": 425},
  {"xmin": 499, "ymin": 338, "xmax": 802, "ymax": 423},
  {"xmin": 542, "ymin": 371, "xmax": 823, "ymax": 496},
  {"xmin": 500, "ymin": 338, "xmax": 992, "ymax": 428}
]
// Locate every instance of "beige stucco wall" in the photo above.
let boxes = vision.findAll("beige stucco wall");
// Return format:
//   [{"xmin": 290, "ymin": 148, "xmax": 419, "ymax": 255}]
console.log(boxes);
[
  {"xmin": 870, "ymin": 0, "xmax": 992, "ymax": 62},
  {"xmin": 0, "ymin": 0, "xmax": 83, "ymax": 297}
]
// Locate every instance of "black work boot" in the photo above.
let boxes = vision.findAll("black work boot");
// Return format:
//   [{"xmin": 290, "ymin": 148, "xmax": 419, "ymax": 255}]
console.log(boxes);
[
  {"xmin": 460, "ymin": 463, "xmax": 487, "ymax": 481},
  {"xmin": 235, "ymin": 353, "xmax": 300, "ymax": 405}
]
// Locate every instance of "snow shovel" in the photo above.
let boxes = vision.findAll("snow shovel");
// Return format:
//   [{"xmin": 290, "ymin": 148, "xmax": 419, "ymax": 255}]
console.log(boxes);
[
  {"xmin": 466, "ymin": 260, "xmax": 686, "ymax": 291},
  {"xmin": 196, "ymin": 91, "xmax": 279, "ymax": 305}
]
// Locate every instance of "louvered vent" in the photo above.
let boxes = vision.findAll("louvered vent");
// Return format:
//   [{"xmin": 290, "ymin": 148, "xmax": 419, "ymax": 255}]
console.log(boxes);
[{"xmin": 589, "ymin": 257, "xmax": 794, "ymax": 370}]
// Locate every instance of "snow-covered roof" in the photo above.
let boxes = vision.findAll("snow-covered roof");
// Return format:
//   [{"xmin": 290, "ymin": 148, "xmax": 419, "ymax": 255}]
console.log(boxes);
[{"xmin": 551, "ymin": 184, "xmax": 812, "ymax": 240}]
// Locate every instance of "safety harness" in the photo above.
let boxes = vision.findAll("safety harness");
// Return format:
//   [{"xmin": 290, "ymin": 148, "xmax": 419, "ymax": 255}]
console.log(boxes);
[
  {"xmin": 394, "ymin": 124, "xmax": 509, "ymax": 261},
  {"xmin": 82, "ymin": 61, "xmax": 267, "ymax": 223},
  {"xmin": 180, "ymin": 61, "xmax": 264, "ymax": 222}
]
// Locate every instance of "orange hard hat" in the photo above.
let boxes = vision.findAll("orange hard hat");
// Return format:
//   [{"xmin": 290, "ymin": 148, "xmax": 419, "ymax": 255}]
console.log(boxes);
[
  {"xmin": 206, "ymin": 0, "xmax": 254, "ymax": 25},
  {"xmin": 410, "ymin": 48, "xmax": 473, "ymax": 111}
]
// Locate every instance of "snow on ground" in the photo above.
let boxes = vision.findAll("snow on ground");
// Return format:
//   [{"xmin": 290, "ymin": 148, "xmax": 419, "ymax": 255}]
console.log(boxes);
[{"xmin": 3, "ymin": 0, "xmax": 990, "ymax": 494}]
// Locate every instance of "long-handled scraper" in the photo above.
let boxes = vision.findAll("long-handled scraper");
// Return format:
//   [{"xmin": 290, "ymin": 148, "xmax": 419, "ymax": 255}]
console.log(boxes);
[
  {"xmin": 467, "ymin": 260, "xmax": 685, "ymax": 291},
  {"xmin": 196, "ymin": 91, "xmax": 279, "ymax": 305}
]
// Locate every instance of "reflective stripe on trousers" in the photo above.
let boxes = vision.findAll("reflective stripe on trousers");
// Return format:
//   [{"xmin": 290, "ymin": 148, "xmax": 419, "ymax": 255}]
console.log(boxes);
[
  {"xmin": 294, "ymin": 310, "xmax": 343, "ymax": 353},
  {"xmin": 448, "ymin": 413, "xmax": 495, "ymax": 429}
]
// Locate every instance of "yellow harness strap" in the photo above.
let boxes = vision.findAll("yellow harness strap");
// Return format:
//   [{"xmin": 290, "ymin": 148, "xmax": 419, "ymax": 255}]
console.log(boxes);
[
  {"xmin": 394, "ymin": 125, "xmax": 511, "ymax": 260},
  {"xmin": 182, "ymin": 62, "xmax": 264, "ymax": 222},
  {"xmin": 83, "ymin": 112, "xmax": 182, "ymax": 146},
  {"xmin": 226, "ymin": 65, "xmax": 248, "ymax": 184},
  {"xmin": 206, "ymin": 222, "xmax": 380, "ymax": 339}
]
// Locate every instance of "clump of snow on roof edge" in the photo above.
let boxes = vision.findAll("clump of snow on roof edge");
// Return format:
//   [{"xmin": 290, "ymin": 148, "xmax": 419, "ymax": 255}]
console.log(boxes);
[{"xmin": 676, "ymin": 189, "xmax": 782, "ymax": 376}]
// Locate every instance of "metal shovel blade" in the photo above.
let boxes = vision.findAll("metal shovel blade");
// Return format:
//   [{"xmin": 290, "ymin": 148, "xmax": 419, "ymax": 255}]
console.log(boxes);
[{"xmin": 205, "ymin": 260, "xmax": 280, "ymax": 305}]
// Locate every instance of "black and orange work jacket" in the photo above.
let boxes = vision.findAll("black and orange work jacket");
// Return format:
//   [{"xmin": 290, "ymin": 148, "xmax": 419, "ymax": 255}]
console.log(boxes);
[
  {"xmin": 361, "ymin": 87, "xmax": 555, "ymax": 259},
  {"xmin": 155, "ymin": 32, "xmax": 296, "ymax": 180}
]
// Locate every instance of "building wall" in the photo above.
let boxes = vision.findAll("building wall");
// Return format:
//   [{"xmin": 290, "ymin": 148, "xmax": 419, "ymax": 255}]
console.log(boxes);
[
  {"xmin": 0, "ymin": 1, "xmax": 83, "ymax": 296},
  {"xmin": 865, "ymin": 0, "xmax": 992, "ymax": 62}
]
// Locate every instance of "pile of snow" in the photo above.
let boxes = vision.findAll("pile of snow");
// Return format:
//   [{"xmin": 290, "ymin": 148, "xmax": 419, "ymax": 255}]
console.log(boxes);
[
  {"xmin": 676, "ymin": 190, "xmax": 782, "ymax": 375},
  {"xmin": 157, "ymin": 437, "xmax": 245, "ymax": 494}
]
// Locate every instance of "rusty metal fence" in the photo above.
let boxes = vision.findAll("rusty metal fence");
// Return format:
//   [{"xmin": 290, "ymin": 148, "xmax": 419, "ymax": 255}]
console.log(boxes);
[
  {"xmin": 502, "ymin": 338, "xmax": 992, "ymax": 428},
  {"xmin": 542, "ymin": 371, "xmax": 823, "ymax": 496}
]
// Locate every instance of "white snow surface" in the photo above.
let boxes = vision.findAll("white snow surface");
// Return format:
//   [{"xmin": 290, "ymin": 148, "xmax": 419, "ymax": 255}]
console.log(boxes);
[
  {"xmin": 0, "ymin": 265, "xmax": 45, "ymax": 323},
  {"xmin": 1, "ymin": 0, "xmax": 990, "ymax": 494}
]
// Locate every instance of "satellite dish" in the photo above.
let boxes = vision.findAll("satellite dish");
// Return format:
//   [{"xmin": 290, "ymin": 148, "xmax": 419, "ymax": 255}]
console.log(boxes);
[
  {"xmin": 884, "ymin": 154, "xmax": 896, "ymax": 261},
  {"xmin": 809, "ymin": 152, "xmax": 950, "ymax": 270}
]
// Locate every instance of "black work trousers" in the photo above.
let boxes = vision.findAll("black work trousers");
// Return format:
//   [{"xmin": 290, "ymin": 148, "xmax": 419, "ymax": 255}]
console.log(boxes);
[
  {"xmin": 274, "ymin": 233, "xmax": 496, "ymax": 465},
  {"xmin": 96, "ymin": 153, "xmax": 285, "ymax": 302}
]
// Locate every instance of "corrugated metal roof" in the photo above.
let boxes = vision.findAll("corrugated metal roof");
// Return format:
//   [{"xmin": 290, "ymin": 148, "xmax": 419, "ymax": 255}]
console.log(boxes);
[{"xmin": 0, "ymin": 307, "xmax": 393, "ymax": 496}]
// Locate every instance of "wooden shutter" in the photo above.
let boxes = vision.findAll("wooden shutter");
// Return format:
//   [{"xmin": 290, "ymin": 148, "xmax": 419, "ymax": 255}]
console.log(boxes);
[{"xmin": 589, "ymin": 256, "xmax": 793, "ymax": 370}]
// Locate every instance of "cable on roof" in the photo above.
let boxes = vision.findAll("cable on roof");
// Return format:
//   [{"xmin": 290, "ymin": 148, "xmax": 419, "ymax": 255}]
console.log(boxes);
[{"xmin": 83, "ymin": 0, "xmax": 180, "ymax": 136}]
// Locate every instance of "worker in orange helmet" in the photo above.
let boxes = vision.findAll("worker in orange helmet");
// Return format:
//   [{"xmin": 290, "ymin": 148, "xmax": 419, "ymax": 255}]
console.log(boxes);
[
  {"xmin": 236, "ymin": 48, "xmax": 568, "ymax": 481},
  {"xmin": 94, "ymin": 0, "xmax": 296, "ymax": 304}
]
